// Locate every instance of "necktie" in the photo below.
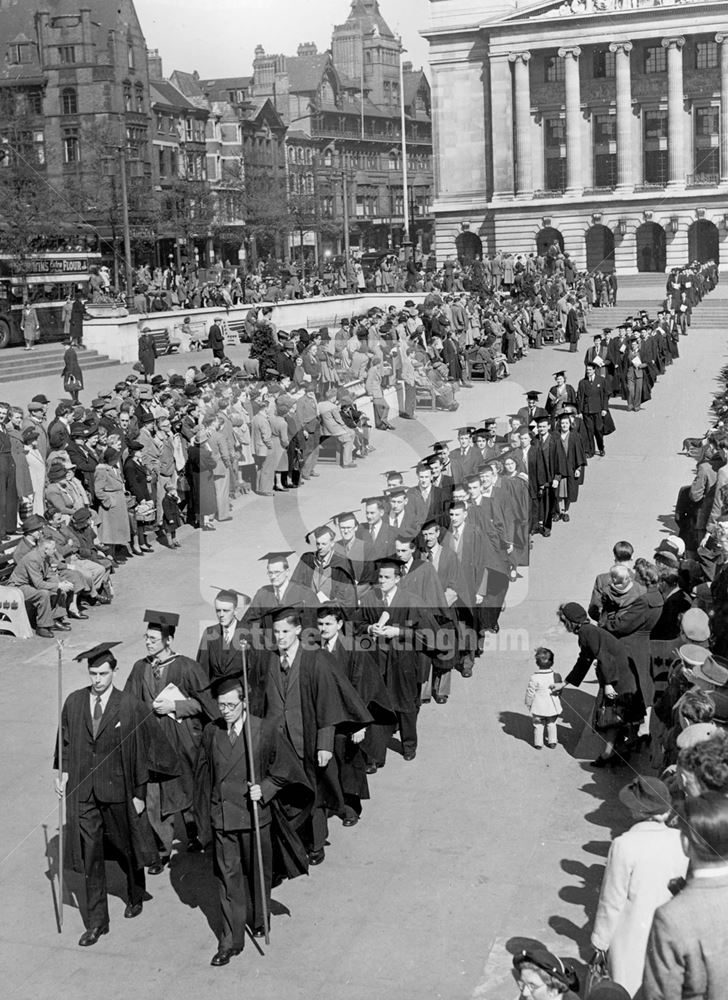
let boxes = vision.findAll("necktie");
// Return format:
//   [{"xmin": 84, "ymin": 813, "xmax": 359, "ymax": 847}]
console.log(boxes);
[
  {"xmin": 275, "ymin": 586, "xmax": 282, "ymax": 603},
  {"xmin": 151, "ymin": 657, "xmax": 163, "ymax": 682},
  {"xmin": 280, "ymin": 651, "xmax": 289, "ymax": 673},
  {"xmin": 92, "ymin": 695, "xmax": 102, "ymax": 738},
  {"xmin": 228, "ymin": 726, "xmax": 237, "ymax": 746}
]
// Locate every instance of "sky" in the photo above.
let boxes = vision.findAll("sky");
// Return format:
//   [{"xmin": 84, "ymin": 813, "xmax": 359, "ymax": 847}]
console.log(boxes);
[{"xmin": 134, "ymin": 0, "xmax": 433, "ymax": 81}]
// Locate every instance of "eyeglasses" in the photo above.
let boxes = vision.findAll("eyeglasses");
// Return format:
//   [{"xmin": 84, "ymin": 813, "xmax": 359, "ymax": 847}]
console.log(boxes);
[
  {"xmin": 218, "ymin": 702, "xmax": 242, "ymax": 712},
  {"xmin": 517, "ymin": 981, "xmax": 543, "ymax": 996}
]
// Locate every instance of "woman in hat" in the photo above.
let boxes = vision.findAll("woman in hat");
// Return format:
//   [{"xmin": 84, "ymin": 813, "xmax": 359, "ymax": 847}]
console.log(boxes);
[
  {"xmin": 512, "ymin": 948, "xmax": 579, "ymax": 999},
  {"xmin": 591, "ymin": 776, "xmax": 688, "ymax": 997},
  {"xmin": 44, "ymin": 463, "xmax": 83, "ymax": 516},
  {"xmin": 556, "ymin": 602, "xmax": 640, "ymax": 767},
  {"xmin": 94, "ymin": 447, "xmax": 132, "ymax": 559},
  {"xmin": 123, "ymin": 439, "xmax": 154, "ymax": 555}
]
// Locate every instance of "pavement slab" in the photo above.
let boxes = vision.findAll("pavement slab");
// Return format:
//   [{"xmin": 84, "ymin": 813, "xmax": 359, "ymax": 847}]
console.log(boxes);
[{"xmin": 0, "ymin": 284, "xmax": 725, "ymax": 1000}]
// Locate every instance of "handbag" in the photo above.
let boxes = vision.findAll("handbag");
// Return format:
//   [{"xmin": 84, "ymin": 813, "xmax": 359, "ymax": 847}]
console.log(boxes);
[
  {"xmin": 135, "ymin": 499, "xmax": 156, "ymax": 523},
  {"xmin": 584, "ymin": 951, "xmax": 609, "ymax": 996},
  {"xmin": 594, "ymin": 692, "xmax": 624, "ymax": 731}
]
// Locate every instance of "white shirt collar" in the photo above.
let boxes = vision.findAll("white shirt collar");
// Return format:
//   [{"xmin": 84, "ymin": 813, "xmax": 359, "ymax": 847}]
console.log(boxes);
[
  {"xmin": 90, "ymin": 686, "xmax": 114, "ymax": 711},
  {"xmin": 692, "ymin": 864, "xmax": 728, "ymax": 879},
  {"xmin": 228, "ymin": 715, "xmax": 244, "ymax": 737}
]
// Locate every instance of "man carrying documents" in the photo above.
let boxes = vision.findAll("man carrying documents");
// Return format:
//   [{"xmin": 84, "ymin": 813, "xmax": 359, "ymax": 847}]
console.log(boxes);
[{"xmin": 125, "ymin": 610, "xmax": 211, "ymax": 872}]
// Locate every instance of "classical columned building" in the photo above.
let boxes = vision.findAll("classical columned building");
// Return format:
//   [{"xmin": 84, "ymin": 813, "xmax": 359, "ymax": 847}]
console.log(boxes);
[{"xmin": 425, "ymin": 0, "xmax": 728, "ymax": 273}]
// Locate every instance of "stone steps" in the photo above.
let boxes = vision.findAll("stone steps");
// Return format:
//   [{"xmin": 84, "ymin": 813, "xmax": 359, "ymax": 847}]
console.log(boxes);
[{"xmin": 0, "ymin": 347, "xmax": 120, "ymax": 384}]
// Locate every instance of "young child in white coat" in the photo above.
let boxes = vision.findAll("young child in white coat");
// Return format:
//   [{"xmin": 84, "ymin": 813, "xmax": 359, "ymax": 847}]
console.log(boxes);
[{"xmin": 525, "ymin": 647, "xmax": 563, "ymax": 749}]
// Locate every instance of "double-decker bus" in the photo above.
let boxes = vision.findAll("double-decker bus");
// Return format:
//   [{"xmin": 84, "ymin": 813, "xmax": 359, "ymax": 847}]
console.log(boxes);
[{"xmin": 0, "ymin": 251, "xmax": 101, "ymax": 348}]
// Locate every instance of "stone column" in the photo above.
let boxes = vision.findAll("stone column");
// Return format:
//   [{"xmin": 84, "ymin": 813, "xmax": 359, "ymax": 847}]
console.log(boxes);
[
  {"xmin": 558, "ymin": 46, "xmax": 582, "ymax": 195},
  {"xmin": 490, "ymin": 54, "xmax": 515, "ymax": 199},
  {"xmin": 716, "ymin": 34, "xmax": 728, "ymax": 184},
  {"xmin": 609, "ymin": 41, "xmax": 633, "ymax": 191},
  {"xmin": 508, "ymin": 51, "xmax": 533, "ymax": 198},
  {"xmin": 662, "ymin": 36, "xmax": 686, "ymax": 187}
]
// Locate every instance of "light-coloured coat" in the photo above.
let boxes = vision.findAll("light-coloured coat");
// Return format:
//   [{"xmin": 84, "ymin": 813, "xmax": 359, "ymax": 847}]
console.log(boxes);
[
  {"xmin": 592, "ymin": 821, "xmax": 688, "ymax": 997},
  {"xmin": 93, "ymin": 463, "xmax": 131, "ymax": 545},
  {"xmin": 524, "ymin": 668, "xmax": 562, "ymax": 718}
]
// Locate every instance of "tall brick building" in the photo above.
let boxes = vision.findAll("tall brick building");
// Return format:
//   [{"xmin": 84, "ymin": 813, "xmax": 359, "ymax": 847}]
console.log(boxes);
[
  {"xmin": 0, "ymin": 0, "xmax": 154, "ymax": 254},
  {"xmin": 252, "ymin": 0, "xmax": 434, "ymax": 258}
]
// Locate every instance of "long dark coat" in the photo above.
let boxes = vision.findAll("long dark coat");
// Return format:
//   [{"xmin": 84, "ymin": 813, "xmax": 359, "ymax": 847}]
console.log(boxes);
[
  {"xmin": 554, "ymin": 429, "xmax": 587, "ymax": 503},
  {"xmin": 185, "ymin": 443, "xmax": 216, "ymax": 521},
  {"xmin": 125, "ymin": 654, "xmax": 212, "ymax": 817}
]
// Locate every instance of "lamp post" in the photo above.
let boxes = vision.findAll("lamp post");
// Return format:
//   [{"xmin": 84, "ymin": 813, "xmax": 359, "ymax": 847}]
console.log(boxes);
[
  {"xmin": 398, "ymin": 37, "xmax": 411, "ymax": 260},
  {"xmin": 118, "ymin": 143, "xmax": 134, "ymax": 308}
]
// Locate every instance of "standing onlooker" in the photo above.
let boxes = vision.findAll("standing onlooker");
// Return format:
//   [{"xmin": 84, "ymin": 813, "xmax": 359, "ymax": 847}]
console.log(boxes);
[
  {"xmin": 0, "ymin": 401, "xmax": 18, "ymax": 539},
  {"xmin": 94, "ymin": 447, "xmax": 131, "ymax": 560},
  {"xmin": 591, "ymin": 776, "xmax": 688, "ymax": 996},
  {"xmin": 21, "ymin": 299, "xmax": 40, "ymax": 351},
  {"xmin": 208, "ymin": 318, "xmax": 226, "ymax": 362},
  {"xmin": 643, "ymin": 793, "xmax": 728, "ymax": 1000},
  {"xmin": 70, "ymin": 290, "xmax": 85, "ymax": 348},
  {"xmin": 62, "ymin": 341, "xmax": 84, "ymax": 404},
  {"xmin": 137, "ymin": 328, "xmax": 156, "ymax": 383},
  {"xmin": 23, "ymin": 426, "xmax": 45, "ymax": 516}
]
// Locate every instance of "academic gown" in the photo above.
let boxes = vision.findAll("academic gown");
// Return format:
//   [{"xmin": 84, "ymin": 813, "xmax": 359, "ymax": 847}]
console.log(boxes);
[
  {"xmin": 263, "ymin": 648, "xmax": 372, "ymax": 814},
  {"xmin": 290, "ymin": 551, "xmax": 358, "ymax": 611},
  {"xmin": 357, "ymin": 587, "xmax": 425, "ymax": 712},
  {"xmin": 196, "ymin": 622, "xmax": 268, "ymax": 717},
  {"xmin": 554, "ymin": 429, "xmax": 587, "ymax": 504},
  {"xmin": 125, "ymin": 654, "xmax": 212, "ymax": 817},
  {"xmin": 502, "ymin": 473, "xmax": 531, "ymax": 565}
]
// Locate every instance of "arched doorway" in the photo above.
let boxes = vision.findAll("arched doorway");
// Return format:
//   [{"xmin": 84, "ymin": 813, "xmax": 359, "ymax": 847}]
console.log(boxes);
[
  {"xmin": 536, "ymin": 226, "xmax": 564, "ymax": 257},
  {"xmin": 688, "ymin": 219, "xmax": 719, "ymax": 264},
  {"xmin": 636, "ymin": 222, "xmax": 666, "ymax": 272},
  {"xmin": 585, "ymin": 225, "xmax": 616, "ymax": 273},
  {"xmin": 455, "ymin": 230, "xmax": 483, "ymax": 265}
]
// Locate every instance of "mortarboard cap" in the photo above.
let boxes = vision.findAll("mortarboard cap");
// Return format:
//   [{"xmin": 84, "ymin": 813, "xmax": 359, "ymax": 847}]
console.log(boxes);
[
  {"xmin": 380, "ymin": 470, "xmax": 404, "ymax": 479},
  {"xmin": 143, "ymin": 610, "xmax": 180, "ymax": 632},
  {"xmin": 73, "ymin": 641, "xmax": 121, "ymax": 669},
  {"xmin": 207, "ymin": 672, "xmax": 246, "ymax": 699},
  {"xmin": 258, "ymin": 550, "xmax": 295, "ymax": 563},
  {"xmin": 334, "ymin": 510, "xmax": 358, "ymax": 523},
  {"xmin": 432, "ymin": 440, "xmax": 451, "ymax": 449},
  {"xmin": 553, "ymin": 371, "xmax": 566, "ymax": 379},
  {"xmin": 306, "ymin": 523, "xmax": 336, "ymax": 544},
  {"xmin": 420, "ymin": 518, "xmax": 440, "ymax": 532},
  {"xmin": 385, "ymin": 486, "xmax": 407, "ymax": 499},
  {"xmin": 212, "ymin": 587, "xmax": 251, "ymax": 605},
  {"xmin": 373, "ymin": 555, "xmax": 405, "ymax": 571},
  {"xmin": 361, "ymin": 495, "xmax": 385, "ymax": 506},
  {"xmin": 456, "ymin": 426, "xmax": 476, "ymax": 435},
  {"xmin": 525, "ymin": 391, "xmax": 541, "ymax": 399}
]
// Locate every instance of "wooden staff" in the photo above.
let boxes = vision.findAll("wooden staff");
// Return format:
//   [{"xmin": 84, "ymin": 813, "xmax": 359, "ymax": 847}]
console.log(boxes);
[
  {"xmin": 240, "ymin": 642, "xmax": 270, "ymax": 946},
  {"xmin": 56, "ymin": 639, "xmax": 64, "ymax": 932}
]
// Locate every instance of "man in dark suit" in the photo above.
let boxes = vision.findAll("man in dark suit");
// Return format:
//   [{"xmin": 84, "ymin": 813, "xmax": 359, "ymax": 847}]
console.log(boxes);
[
  {"xmin": 208, "ymin": 318, "xmax": 226, "ymax": 361},
  {"xmin": 242, "ymin": 551, "xmax": 319, "ymax": 629},
  {"xmin": 643, "ymin": 791, "xmax": 728, "ymax": 999},
  {"xmin": 516, "ymin": 391, "xmax": 548, "ymax": 428},
  {"xmin": 194, "ymin": 672, "xmax": 311, "ymax": 967},
  {"xmin": 196, "ymin": 588, "xmax": 269, "ymax": 710},
  {"xmin": 54, "ymin": 642, "xmax": 162, "ymax": 946},
  {"xmin": 449, "ymin": 427, "xmax": 480, "ymax": 484},
  {"xmin": 290, "ymin": 524, "xmax": 358, "ymax": 612},
  {"xmin": 263, "ymin": 606, "xmax": 371, "ymax": 865},
  {"xmin": 358, "ymin": 497, "xmax": 395, "ymax": 585},
  {"xmin": 406, "ymin": 462, "xmax": 445, "ymax": 535},
  {"xmin": 583, "ymin": 331, "xmax": 609, "ymax": 371},
  {"xmin": 577, "ymin": 361, "xmax": 609, "ymax": 457},
  {"xmin": 333, "ymin": 511, "xmax": 369, "ymax": 598},
  {"xmin": 385, "ymin": 486, "xmax": 419, "ymax": 536},
  {"xmin": 439, "ymin": 501, "xmax": 487, "ymax": 676}
]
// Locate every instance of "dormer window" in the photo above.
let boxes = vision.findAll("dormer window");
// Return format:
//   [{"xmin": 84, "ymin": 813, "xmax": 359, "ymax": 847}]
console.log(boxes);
[{"xmin": 9, "ymin": 41, "xmax": 35, "ymax": 65}]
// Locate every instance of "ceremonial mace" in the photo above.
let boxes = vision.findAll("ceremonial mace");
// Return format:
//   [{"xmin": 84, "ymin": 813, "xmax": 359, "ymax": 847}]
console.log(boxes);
[
  {"xmin": 56, "ymin": 638, "xmax": 64, "ymax": 931},
  {"xmin": 240, "ymin": 641, "xmax": 270, "ymax": 946}
]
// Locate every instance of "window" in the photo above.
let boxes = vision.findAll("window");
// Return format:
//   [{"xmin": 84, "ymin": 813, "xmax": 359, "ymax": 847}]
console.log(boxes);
[
  {"xmin": 62, "ymin": 129, "xmax": 80, "ymax": 163},
  {"xmin": 9, "ymin": 42, "xmax": 35, "ymax": 65},
  {"xmin": 543, "ymin": 115, "xmax": 566, "ymax": 191},
  {"xmin": 123, "ymin": 80, "xmax": 132, "ymax": 112},
  {"xmin": 544, "ymin": 116, "xmax": 565, "ymax": 146},
  {"xmin": 593, "ymin": 113, "xmax": 616, "ymax": 145},
  {"xmin": 158, "ymin": 147, "xmax": 165, "ymax": 176},
  {"xmin": 61, "ymin": 88, "xmax": 77, "ymax": 116},
  {"xmin": 58, "ymin": 45, "xmax": 76, "ymax": 64},
  {"xmin": 135, "ymin": 83, "xmax": 144, "ymax": 113},
  {"xmin": 321, "ymin": 195, "xmax": 334, "ymax": 218},
  {"xmin": 644, "ymin": 46, "xmax": 667, "ymax": 74},
  {"xmin": 25, "ymin": 91, "xmax": 42, "ymax": 115},
  {"xmin": 545, "ymin": 55, "xmax": 565, "ymax": 83},
  {"xmin": 593, "ymin": 48, "xmax": 616, "ymax": 79},
  {"xmin": 643, "ymin": 110, "xmax": 668, "ymax": 184},
  {"xmin": 127, "ymin": 43, "xmax": 135, "ymax": 70},
  {"xmin": 694, "ymin": 106, "xmax": 720, "ymax": 180},
  {"xmin": 393, "ymin": 193, "xmax": 404, "ymax": 217},
  {"xmin": 696, "ymin": 41, "xmax": 718, "ymax": 69},
  {"xmin": 593, "ymin": 113, "xmax": 616, "ymax": 187}
]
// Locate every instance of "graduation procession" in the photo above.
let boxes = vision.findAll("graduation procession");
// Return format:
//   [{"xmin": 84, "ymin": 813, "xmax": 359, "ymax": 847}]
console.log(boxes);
[{"xmin": 5, "ymin": 248, "xmax": 728, "ymax": 1000}]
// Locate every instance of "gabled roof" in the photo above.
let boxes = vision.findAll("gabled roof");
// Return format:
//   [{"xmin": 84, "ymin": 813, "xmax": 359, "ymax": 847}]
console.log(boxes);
[
  {"xmin": 150, "ymin": 79, "xmax": 197, "ymax": 111},
  {"xmin": 285, "ymin": 53, "xmax": 334, "ymax": 93},
  {"xmin": 403, "ymin": 68, "xmax": 430, "ymax": 112},
  {"xmin": 168, "ymin": 70, "xmax": 209, "ymax": 108}
]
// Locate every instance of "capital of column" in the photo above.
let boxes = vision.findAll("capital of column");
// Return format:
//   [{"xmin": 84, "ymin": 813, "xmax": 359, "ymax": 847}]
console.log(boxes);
[
  {"xmin": 661, "ymin": 36, "xmax": 685, "ymax": 51},
  {"xmin": 558, "ymin": 46, "xmax": 581, "ymax": 60},
  {"xmin": 608, "ymin": 41, "xmax": 633, "ymax": 56},
  {"xmin": 716, "ymin": 33, "xmax": 727, "ymax": 45},
  {"xmin": 508, "ymin": 51, "xmax": 531, "ymax": 65}
]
